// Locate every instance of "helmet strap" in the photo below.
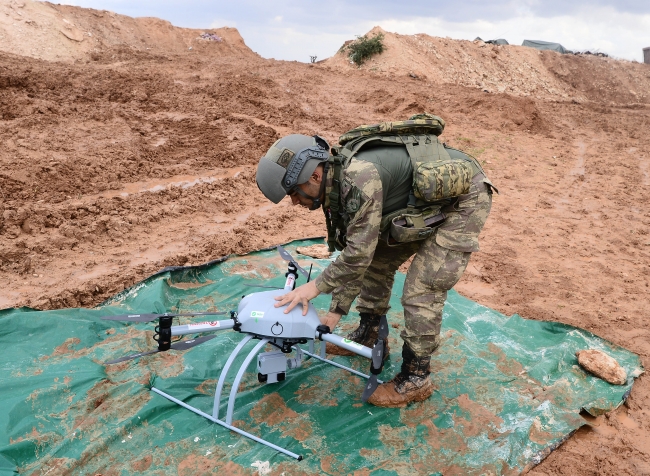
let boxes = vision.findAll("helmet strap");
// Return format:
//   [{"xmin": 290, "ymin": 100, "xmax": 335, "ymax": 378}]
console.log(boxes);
[{"xmin": 291, "ymin": 162, "xmax": 329, "ymax": 211}]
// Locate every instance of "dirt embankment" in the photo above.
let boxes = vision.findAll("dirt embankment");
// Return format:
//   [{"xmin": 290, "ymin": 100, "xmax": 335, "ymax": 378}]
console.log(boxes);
[
  {"xmin": 0, "ymin": 0, "xmax": 255, "ymax": 62},
  {"xmin": 1, "ymin": 6, "xmax": 650, "ymax": 476},
  {"xmin": 326, "ymin": 26, "xmax": 650, "ymax": 105}
]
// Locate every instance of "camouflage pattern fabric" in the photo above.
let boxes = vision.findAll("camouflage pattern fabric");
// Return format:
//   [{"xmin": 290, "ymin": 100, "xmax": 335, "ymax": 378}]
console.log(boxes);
[
  {"xmin": 338, "ymin": 114, "xmax": 446, "ymax": 146},
  {"xmin": 328, "ymin": 240, "xmax": 419, "ymax": 315},
  {"xmin": 403, "ymin": 178, "xmax": 492, "ymax": 356},
  {"xmin": 408, "ymin": 112, "xmax": 443, "ymax": 121},
  {"xmin": 413, "ymin": 160, "xmax": 472, "ymax": 202},
  {"xmin": 314, "ymin": 160, "xmax": 384, "ymax": 296},
  {"xmin": 402, "ymin": 134, "xmax": 476, "ymax": 203},
  {"xmin": 315, "ymin": 162, "xmax": 493, "ymax": 357}
]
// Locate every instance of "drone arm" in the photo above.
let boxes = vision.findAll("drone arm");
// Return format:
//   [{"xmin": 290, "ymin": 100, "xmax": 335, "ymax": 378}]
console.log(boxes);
[
  {"xmin": 171, "ymin": 319, "xmax": 235, "ymax": 337},
  {"xmin": 317, "ymin": 332, "xmax": 372, "ymax": 359}
]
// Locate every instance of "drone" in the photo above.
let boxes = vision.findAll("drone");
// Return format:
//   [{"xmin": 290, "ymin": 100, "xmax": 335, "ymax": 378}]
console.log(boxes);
[{"xmin": 100, "ymin": 245, "xmax": 388, "ymax": 460}]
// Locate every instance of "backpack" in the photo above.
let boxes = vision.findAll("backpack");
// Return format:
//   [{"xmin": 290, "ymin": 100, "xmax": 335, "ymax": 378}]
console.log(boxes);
[
  {"xmin": 324, "ymin": 113, "xmax": 481, "ymax": 250},
  {"xmin": 336, "ymin": 113, "xmax": 474, "ymax": 203}
]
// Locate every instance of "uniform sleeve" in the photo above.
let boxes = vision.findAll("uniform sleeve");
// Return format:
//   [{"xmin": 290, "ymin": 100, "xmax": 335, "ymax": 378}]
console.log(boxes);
[
  {"xmin": 314, "ymin": 161, "xmax": 383, "ymax": 294},
  {"xmin": 329, "ymin": 281, "xmax": 363, "ymax": 315}
]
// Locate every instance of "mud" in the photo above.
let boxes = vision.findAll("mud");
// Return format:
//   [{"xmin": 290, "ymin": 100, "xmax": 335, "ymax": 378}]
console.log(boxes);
[
  {"xmin": 177, "ymin": 454, "xmax": 248, "ymax": 476},
  {"xmin": 1, "ymin": 2, "xmax": 649, "ymax": 474},
  {"xmin": 249, "ymin": 393, "xmax": 313, "ymax": 443}
]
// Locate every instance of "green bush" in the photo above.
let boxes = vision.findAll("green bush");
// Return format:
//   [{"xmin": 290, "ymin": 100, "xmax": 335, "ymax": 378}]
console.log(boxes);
[{"xmin": 345, "ymin": 33, "xmax": 385, "ymax": 66}]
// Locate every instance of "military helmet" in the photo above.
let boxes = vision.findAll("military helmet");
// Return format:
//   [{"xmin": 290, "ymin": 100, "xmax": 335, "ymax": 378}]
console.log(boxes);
[{"xmin": 256, "ymin": 134, "xmax": 330, "ymax": 204}]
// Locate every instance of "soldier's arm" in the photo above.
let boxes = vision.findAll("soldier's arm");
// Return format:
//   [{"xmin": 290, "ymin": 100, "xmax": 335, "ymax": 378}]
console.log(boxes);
[
  {"xmin": 329, "ymin": 281, "xmax": 362, "ymax": 315},
  {"xmin": 314, "ymin": 162, "xmax": 383, "ymax": 294}
]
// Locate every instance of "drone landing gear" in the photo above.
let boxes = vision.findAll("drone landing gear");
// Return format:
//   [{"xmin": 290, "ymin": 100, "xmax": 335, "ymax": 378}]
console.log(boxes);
[
  {"xmin": 150, "ymin": 338, "xmax": 382, "ymax": 461},
  {"xmin": 151, "ymin": 335, "xmax": 305, "ymax": 459}
]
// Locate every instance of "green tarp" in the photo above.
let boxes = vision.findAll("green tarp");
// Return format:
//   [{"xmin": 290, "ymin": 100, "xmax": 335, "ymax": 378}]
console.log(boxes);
[
  {"xmin": 475, "ymin": 37, "xmax": 510, "ymax": 46},
  {"xmin": 0, "ymin": 239, "xmax": 643, "ymax": 475},
  {"xmin": 522, "ymin": 40, "xmax": 569, "ymax": 54}
]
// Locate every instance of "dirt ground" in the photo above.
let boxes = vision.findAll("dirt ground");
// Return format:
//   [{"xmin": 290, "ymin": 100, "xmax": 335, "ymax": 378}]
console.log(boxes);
[{"xmin": 1, "ymin": 2, "xmax": 649, "ymax": 474}]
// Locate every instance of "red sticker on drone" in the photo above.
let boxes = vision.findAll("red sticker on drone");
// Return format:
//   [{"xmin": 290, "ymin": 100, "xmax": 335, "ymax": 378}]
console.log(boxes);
[{"xmin": 188, "ymin": 321, "xmax": 220, "ymax": 328}]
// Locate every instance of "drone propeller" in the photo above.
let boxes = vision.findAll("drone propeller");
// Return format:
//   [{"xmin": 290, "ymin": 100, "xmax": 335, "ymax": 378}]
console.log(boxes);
[
  {"xmin": 276, "ymin": 245, "xmax": 310, "ymax": 280},
  {"xmin": 362, "ymin": 315, "xmax": 389, "ymax": 403},
  {"xmin": 101, "ymin": 311, "xmax": 227, "ymax": 323},
  {"xmin": 104, "ymin": 335, "xmax": 217, "ymax": 364},
  {"xmin": 361, "ymin": 373, "xmax": 380, "ymax": 402}
]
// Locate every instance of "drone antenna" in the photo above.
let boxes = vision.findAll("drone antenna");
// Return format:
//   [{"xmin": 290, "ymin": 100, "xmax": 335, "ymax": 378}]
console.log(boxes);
[
  {"xmin": 307, "ymin": 264, "xmax": 313, "ymax": 283},
  {"xmin": 285, "ymin": 261, "xmax": 298, "ymax": 291}
]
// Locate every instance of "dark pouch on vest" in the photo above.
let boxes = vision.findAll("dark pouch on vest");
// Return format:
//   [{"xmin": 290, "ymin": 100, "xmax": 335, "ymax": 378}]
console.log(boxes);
[{"xmin": 386, "ymin": 210, "xmax": 446, "ymax": 246}]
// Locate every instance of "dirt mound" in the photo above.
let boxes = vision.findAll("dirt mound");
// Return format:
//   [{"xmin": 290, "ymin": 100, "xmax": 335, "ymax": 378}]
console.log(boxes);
[
  {"xmin": 0, "ymin": 0, "xmax": 256, "ymax": 62},
  {"xmin": 540, "ymin": 50, "xmax": 650, "ymax": 105},
  {"xmin": 326, "ymin": 26, "xmax": 650, "ymax": 104}
]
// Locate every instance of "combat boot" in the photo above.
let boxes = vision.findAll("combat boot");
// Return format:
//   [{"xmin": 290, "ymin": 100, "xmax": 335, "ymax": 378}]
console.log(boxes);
[
  {"xmin": 325, "ymin": 312, "xmax": 390, "ymax": 359},
  {"xmin": 366, "ymin": 345, "xmax": 433, "ymax": 408}
]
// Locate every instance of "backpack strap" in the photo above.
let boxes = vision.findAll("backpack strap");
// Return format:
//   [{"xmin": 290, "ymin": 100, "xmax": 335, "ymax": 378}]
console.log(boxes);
[
  {"xmin": 324, "ymin": 154, "xmax": 347, "ymax": 252},
  {"xmin": 402, "ymin": 134, "xmax": 452, "ymax": 171},
  {"xmin": 340, "ymin": 135, "xmax": 403, "ymax": 161}
]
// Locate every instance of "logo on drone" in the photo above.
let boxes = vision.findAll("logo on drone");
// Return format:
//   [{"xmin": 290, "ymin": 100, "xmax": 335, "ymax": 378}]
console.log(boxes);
[
  {"xmin": 342, "ymin": 338, "xmax": 363, "ymax": 349},
  {"xmin": 251, "ymin": 311, "xmax": 265, "ymax": 318}
]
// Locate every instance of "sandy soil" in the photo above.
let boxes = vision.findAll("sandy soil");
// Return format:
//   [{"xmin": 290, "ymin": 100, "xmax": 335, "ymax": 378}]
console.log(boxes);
[
  {"xmin": 1, "ymin": 2, "xmax": 649, "ymax": 474},
  {"xmin": 329, "ymin": 26, "xmax": 650, "ymax": 104}
]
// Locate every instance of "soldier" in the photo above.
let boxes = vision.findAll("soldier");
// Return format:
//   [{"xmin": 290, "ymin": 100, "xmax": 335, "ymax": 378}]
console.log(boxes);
[{"xmin": 256, "ymin": 119, "xmax": 494, "ymax": 407}]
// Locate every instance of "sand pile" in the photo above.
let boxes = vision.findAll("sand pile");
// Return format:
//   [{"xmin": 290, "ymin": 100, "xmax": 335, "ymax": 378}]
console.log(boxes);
[
  {"xmin": 0, "ymin": 0, "xmax": 255, "ymax": 62},
  {"xmin": 326, "ymin": 26, "xmax": 650, "ymax": 104}
]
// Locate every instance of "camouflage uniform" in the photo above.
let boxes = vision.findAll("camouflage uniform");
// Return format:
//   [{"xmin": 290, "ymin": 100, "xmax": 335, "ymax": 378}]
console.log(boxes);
[{"xmin": 313, "ymin": 158, "xmax": 493, "ymax": 358}]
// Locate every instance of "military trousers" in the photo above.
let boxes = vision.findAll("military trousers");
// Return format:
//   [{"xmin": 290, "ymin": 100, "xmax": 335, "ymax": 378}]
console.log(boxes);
[{"xmin": 332, "ymin": 176, "xmax": 492, "ymax": 358}]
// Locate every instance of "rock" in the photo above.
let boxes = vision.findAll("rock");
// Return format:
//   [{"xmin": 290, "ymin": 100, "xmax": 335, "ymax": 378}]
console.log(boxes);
[
  {"xmin": 60, "ymin": 23, "xmax": 85, "ymax": 42},
  {"xmin": 6, "ymin": 226, "xmax": 21, "ymax": 239},
  {"xmin": 296, "ymin": 244, "xmax": 331, "ymax": 260},
  {"xmin": 20, "ymin": 219, "xmax": 33, "ymax": 234},
  {"xmin": 576, "ymin": 349, "xmax": 627, "ymax": 385}
]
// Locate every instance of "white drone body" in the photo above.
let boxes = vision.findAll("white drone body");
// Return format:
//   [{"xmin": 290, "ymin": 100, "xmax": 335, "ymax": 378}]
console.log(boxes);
[
  {"xmin": 101, "ymin": 245, "xmax": 387, "ymax": 461},
  {"xmin": 238, "ymin": 289, "xmax": 321, "ymax": 339}
]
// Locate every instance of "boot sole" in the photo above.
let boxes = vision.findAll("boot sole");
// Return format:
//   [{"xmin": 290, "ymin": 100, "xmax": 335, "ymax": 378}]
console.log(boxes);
[{"xmin": 367, "ymin": 381, "xmax": 434, "ymax": 408}]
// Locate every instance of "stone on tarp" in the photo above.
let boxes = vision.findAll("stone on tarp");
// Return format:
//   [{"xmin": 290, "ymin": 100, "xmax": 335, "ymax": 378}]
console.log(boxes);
[
  {"xmin": 577, "ymin": 349, "xmax": 627, "ymax": 385},
  {"xmin": 296, "ymin": 244, "xmax": 331, "ymax": 259}
]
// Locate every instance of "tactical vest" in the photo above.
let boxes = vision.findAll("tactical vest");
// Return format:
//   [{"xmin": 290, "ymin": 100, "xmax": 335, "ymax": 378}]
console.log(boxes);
[{"xmin": 323, "ymin": 114, "xmax": 490, "ymax": 251}]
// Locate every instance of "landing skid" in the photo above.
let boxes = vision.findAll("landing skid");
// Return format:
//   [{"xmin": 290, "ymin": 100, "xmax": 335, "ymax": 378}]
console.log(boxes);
[{"xmin": 150, "ymin": 339, "xmax": 383, "ymax": 460}]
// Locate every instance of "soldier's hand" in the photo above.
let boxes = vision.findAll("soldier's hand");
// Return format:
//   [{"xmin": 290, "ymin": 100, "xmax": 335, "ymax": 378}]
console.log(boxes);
[
  {"xmin": 320, "ymin": 312, "xmax": 342, "ymax": 331},
  {"xmin": 274, "ymin": 280, "xmax": 321, "ymax": 316}
]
